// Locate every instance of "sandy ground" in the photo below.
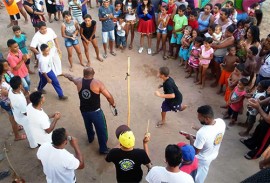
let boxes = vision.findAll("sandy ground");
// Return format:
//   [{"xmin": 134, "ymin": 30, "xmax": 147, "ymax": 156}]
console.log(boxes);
[{"xmin": 0, "ymin": 2, "xmax": 270, "ymax": 183}]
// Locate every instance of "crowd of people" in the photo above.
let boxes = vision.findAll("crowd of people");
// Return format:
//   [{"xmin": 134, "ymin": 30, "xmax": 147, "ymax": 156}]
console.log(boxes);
[{"xmin": 1, "ymin": 0, "xmax": 270, "ymax": 182}]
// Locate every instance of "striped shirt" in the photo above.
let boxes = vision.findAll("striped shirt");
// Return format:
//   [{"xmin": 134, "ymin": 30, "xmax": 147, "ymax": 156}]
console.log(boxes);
[{"xmin": 69, "ymin": 0, "xmax": 82, "ymax": 17}]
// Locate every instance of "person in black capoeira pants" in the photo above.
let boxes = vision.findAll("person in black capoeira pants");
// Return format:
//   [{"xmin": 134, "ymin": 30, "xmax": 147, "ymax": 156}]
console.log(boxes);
[
  {"xmin": 155, "ymin": 66, "xmax": 187, "ymax": 127},
  {"xmin": 63, "ymin": 67, "xmax": 115, "ymax": 154}
]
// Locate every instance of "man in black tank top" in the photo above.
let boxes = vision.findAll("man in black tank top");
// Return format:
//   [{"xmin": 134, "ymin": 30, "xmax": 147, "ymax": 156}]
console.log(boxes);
[{"xmin": 63, "ymin": 67, "xmax": 115, "ymax": 154}]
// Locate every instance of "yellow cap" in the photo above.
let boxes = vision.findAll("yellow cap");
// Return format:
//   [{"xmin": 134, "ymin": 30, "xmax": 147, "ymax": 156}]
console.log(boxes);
[{"xmin": 119, "ymin": 131, "xmax": 135, "ymax": 148}]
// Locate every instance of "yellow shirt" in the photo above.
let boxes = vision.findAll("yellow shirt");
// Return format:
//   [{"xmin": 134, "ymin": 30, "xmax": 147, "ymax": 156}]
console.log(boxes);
[{"xmin": 3, "ymin": 0, "xmax": 20, "ymax": 16}]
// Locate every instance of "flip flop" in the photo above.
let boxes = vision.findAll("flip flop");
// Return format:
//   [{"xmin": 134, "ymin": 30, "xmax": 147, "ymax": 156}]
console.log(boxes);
[
  {"xmin": 163, "ymin": 56, "xmax": 168, "ymax": 60},
  {"xmin": 128, "ymin": 44, "xmax": 133, "ymax": 50},
  {"xmin": 14, "ymin": 134, "xmax": 27, "ymax": 141},
  {"xmin": 110, "ymin": 52, "xmax": 116, "ymax": 56},
  {"xmin": 17, "ymin": 125, "xmax": 24, "ymax": 131},
  {"xmin": 54, "ymin": 17, "xmax": 59, "ymax": 21},
  {"xmin": 103, "ymin": 53, "xmax": 107, "ymax": 59},
  {"xmin": 97, "ymin": 58, "xmax": 103, "ymax": 62},
  {"xmin": 156, "ymin": 121, "xmax": 164, "ymax": 128}
]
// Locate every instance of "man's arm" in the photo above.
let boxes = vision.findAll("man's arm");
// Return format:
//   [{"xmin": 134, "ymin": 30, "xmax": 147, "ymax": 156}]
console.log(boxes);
[
  {"xmin": 99, "ymin": 82, "xmax": 115, "ymax": 106},
  {"xmin": 63, "ymin": 73, "xmax": 81, "ymax": 85},
  {"xmin": 45, "ymin": 112, "xmax": 60, "ymax": 134},
  {"xmin": 69, "ymin": 137, "xmax": 84, "ymax": 169},
  {"xmin": 155, "ymin": 91, "xmax": 175, "ymax": 99}
]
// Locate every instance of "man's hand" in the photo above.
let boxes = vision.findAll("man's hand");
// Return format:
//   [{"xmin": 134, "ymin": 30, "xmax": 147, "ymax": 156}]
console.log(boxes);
[
  {"xmin": 155, "ymin": 91, "xmax": 161, "ymax": 97},
  {"xmin": 248, "ymin": 98, "xmax": 260, "ymax": 109},
  {"xmin": 185, "ymin": 134, "xmax": 194, "ymax": 140},
  {"xmin": 158, "ymin": 84, "xmax": 163, "ymax": 89},
  {"xmin": 143, "ymin": 133, "xmax": 151, "ymax": 143},
  {"xmin": 69, "ymin": 136, "xmax": 79, "ymax": 148},
  {"xmin": 54, "ymin": 112, "xmax": 61, "ymax": 120},
  {"xmin": 47, "ymin": 78, "xmax": 52, "ymax": 84}
]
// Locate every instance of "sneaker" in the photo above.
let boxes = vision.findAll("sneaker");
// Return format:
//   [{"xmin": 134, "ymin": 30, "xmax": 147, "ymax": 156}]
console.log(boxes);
[
  {"xmin": 99, "ymin": 148, "xmax": 111, "ymax": 155},
  {"xmin": 147, "ymin": 48, "xmax": 152, "ymax": 55},
  {"xmin": 59, "ymin": 96, "xmax": 68, "ymax": 100},
  {"xmin": 138, "ymin": 47, "xmax": 143, "ymax": 53}
]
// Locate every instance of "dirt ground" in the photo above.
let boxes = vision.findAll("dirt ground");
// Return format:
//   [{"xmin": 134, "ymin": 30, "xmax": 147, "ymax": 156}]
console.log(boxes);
[{"xmin": 0, "ymin": 2, "xmax": 270, "ymax": 183}]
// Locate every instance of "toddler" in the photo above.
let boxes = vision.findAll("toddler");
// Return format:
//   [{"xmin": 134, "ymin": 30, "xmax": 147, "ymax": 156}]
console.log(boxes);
[
  {"xmin": 233, "ymin": 20, "xmax": 245, "ymax": 41},
  {"xmin": 212, "ymin": 25, "xmax": 222, "ymax": 43},
  {"xmin": 179, "ymin": 26, "xmax": 192, "ymax": 68},
  {"xmin": 116, "ymin": 14, "xmax": 126, "ymax": 51}
]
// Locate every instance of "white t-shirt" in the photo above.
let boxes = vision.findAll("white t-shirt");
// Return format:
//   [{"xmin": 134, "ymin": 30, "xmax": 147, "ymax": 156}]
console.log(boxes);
[
  {"xmin": 8, "ymin": 89, "xmax": 28, "ymax": 125},
  {"xmin": 146, "ymin": 166, "xmax": 194, "ymax": 183},
  {"xmin": 259, "ymin": 54, "xmax": 270, "ymax": 77},
  {"xmin": 27, "ymin": 103, "xmax": 52, "ymax": 145},
  {"xmin": 38, "ymin": 54, "xmax": 53, "ymax": 73},
  {"xmin": 194, "ymin": 118, "xmax": 226, "ymax": 161},
  {"xmin": 37, "ymin": 142, "xmax": 80, "ymax": 183},
  {"xmin": 117, "ymin": 21, "xmax": 126, "ymax": 37},
  {"xmin": 30, "ymin": 28, "xmax": 57, "ymax": 57}
]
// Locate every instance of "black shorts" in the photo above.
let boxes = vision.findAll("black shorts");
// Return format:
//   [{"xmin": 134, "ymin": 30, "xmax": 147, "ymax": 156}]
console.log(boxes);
[{"xmin": 10, "ymin": 13, "xmax": 20, "ymax": 20}]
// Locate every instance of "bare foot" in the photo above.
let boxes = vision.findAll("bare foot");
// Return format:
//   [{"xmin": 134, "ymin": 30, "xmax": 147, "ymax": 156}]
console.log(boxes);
[
  {"xmin": 195, "ymin": 82, "xmax": 202, "ymax": 85},
  {"xmin": 80, "ymin": 62, "xmax": 85, "ymax": 67},
  {"xmin": 185, "ymin": 74, "xmax": 191, "ymax": 78},
  {"xmin": 14, "ymin": 134, "xmax": 27, "ymax": 141},
  {"xmin": 156, "ymin": 121, "xmax": 165, "ymax": 128},
  {"xmin": 97, "ymin": 57, "xmax": 103, "ymax": 62},
  {"xmin": 193, "ymin": 79, "xmax": 198, "ymax": 83},
  {"xmin": 69, "ymin": 67, "xmax": 73, "ymax": 72},
  {"xmin": 200, "ymin": 85, "xmax": 204, "ymax": 89},
  {"xmin": 86, "ymin": 62, "xmax": 91, "ymax": 67},
  {"xmin": 180, "ymin": 105, "xmax": 187, "ymax": 111}
]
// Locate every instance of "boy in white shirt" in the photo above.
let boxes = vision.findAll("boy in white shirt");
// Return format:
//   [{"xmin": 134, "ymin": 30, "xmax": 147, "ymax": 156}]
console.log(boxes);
[
  {"xmin": 37, "ymin": 44, "xmax": 67, "ymax": 100},
  {"xmin": 116, "ymin": 14, "xmax": 126, "ymax": 52}
]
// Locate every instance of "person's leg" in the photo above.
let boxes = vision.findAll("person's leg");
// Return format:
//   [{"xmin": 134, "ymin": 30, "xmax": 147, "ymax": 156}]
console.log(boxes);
[
  {"xmin": 194, "ymin": 68, "xmax": 199, "ymax": 82},
  {"xmin": 196, "ymin": 65, "xmax": 202, "ymax": 84},
  {"xmin": 162, "ymin": 33, "xmax": 167, "ymax": 57},
  {"xmin": 24, "ymin": 74, "xmax": 31, "ymax": 89},
  {"xmin": 125, "ymin": 23, "xmax": 130, "ymax": 46},
  {"xmin": 37, "ymin": 72, "xmax": 48, "ymax": 91},
  {"xmin": 195, "ymin": 160, "xmax": 212, "ymax": 183},
  {"xmin": 108, "ymin": 30, "xmax": 115, "ymax": 54},
  {"xmin": 211, "ymin": 60, "xmax": 222, "ymax": 87},
  {"xmin": 91, "ymin": 38, "xmax": 102, "ymax": 61},
  {"xmin": 102, "ymin": 32, "xmax": 108, "ymax": 56},
  {"xmin": 130, "ymin": 23, "xmax": 135, "ymax": 49},
  {"xmin": 140, "ymin": 34, "xmax": 144, "ymax": 47},
  {"xmin": 48, "ymin": 13, "xmax": 52, "ymax": 22},
  {"xmin": 82, "ymin": 40, "xmax": 91, "ymax": 64},
  {"xmin": 81, "ymin": 112, "xmax": 95, "ymax": 143},
  {"xmin": 157, "ymin": 101, "xmax": 171, "ymax": 127},
  {"xmin": 21, "ymin": 77, "xmax": 30, "ymax": 92},
  {"xmin": 155, "ymin": 32, "xmax": 161, "ymax": 53},
  {"xmin": 73, "ymin": 42, "xmax": 84, "ymax": 66},
  {"xmin": 240, "ymin": 115, "xmax": 256, "ymax": 136},
  {"xmin": 47, "ymin": 70, "xmax": 64, "ymax": 97},
  {"xmin": 147, "ymin": 34, "xmax": 152, "ymax": 49},
  {"xmin": 17, "ymin": 1, "xmax": 28, "ymax": 22},
  {"xmin": 66, "ymin": 45, "xmax": 74, "ymax": 71},
  {"xmin": 201, "ymin": 65, "xmax": 208, "ymax": 88},
  {"xmin": 91, "ymin": 110, "xmax": 109, "ymax": 153}
]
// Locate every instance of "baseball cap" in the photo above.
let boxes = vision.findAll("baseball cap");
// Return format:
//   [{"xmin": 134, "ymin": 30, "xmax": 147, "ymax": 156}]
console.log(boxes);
[
  {"xmin": 181, "ymin": 144, "xmax": 195, "ymax": 162},
  {"xmin": 119, "ymin": 131, "xmax": 135, "ymax": 148},
  {"xmin": 115, "ymin": 125, "xmax": 131, "ymax": 139}
]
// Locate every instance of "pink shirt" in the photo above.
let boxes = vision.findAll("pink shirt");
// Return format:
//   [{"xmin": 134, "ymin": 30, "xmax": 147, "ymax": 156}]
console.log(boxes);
[
  {"xmin": 230, "ymin": 86, "xmax": 246, "ymax": 112},
  {"xmin": 199, "ymin": 45, "xmax": 214, "ymax": 65},
  {"xmin": 7, "ymin": 50, "xmax": 28, "ymax": 78}
]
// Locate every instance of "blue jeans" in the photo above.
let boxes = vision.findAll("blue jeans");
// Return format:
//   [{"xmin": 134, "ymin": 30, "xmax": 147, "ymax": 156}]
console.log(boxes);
[
  {"xmin": 37, "ymin": 70, "xmax": 64, "ymax": 97},
  {"xmin": 116, "ymin": 35, "xmax": 126, "ymax": 47},
  {"xmin": 21, "ymin": 74, "xmax": 31, "ymax": 91},
  {"xmin": 81, "ymin": 109, "xmax": 108, "ymax": 152}
]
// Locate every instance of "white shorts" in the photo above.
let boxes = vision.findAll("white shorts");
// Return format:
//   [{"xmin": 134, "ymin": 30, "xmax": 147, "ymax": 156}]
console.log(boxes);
[
  {"xmin": 73, "ymin": 16, "xmax": 83, "ymax": 24},
  {"xmin": 102, "ymin": 30, "xmax": 115, "ymax": 43}
]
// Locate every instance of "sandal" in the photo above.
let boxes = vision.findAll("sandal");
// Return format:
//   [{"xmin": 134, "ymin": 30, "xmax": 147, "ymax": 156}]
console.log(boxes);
[
  {"xmin": 54, "ymin": 17, "xmax": 59, "ymax": 21},
  {"xmin": 49, "ymin": 19, "xmax": 53, "ymax": 23},
  {"xmin": 244, "ymin": 154, "xmax": 253, "ymax": 160},
  {"xmin": 110, "ymin": 51, "xmax": 116, "ymax": 56},
  {"xmin": 163, "ymin": 56, "xmax": 167, "ymax": 60},
  {"xmin": 14, "ymin": 134, "xmax": 27, "ymax": 141},
  {"xmin": 97, "ymin": 57, "xmax": 103, "ymax": 62},
  {"xmin": 103, "ymin": 53, "xmax": 107, "ymax": 59},
  {"xmin": 128, "ymin": 44, "xmax": 133, "ymax": 50},
  {"xmin": 156, "ymin": 121, "xmax": 164, "ymax": 128},
  {"xmin": 17, "ymin": 125, "xmax": 24, "ymax": 131}
]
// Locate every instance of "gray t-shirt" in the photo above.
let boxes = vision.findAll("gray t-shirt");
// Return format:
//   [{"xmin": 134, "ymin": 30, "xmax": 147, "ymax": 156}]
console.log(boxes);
[{"xmin": 98, "ymin": 5, "xmax": 115, "ymax": 32}]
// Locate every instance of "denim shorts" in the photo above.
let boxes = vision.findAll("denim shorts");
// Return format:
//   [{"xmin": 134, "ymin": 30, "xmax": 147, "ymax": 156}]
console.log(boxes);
[
  {"xmin": 0, "ymin": 101, "xmax": 13, "ymax": 115},
  {"xmin": 214, "ymin": 56, "xmax": 224, "ymax": 64},
  {"xmin": 102, "ymin": 30, "xmax": 115, "ymax": 43},
  {"xmin": 56, "ymin": 5, "xmax": 64, "ymax": 12},
  {"xmin": 170, "ymin": 33, "xmax": 183, "ymax": 45},
  {"xmin": 65, "ymin": 38, "xmax": 79, "ymax": 47},
  {"xmin": 156, "ymin": 28, "xmax": 167, "ymax": 34},
  {"xmin": 116, "ymin": 35, "xmax": 126, "ymax": 47},
  {"xmin": 179, "ymin": 47, "xmax": 189, "ymax": 61}
]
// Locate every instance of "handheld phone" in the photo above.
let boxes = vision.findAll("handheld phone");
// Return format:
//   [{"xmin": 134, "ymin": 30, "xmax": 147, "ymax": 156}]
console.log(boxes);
[{"xmin": 179, "ymin": 131, "xmax": 196, "ymax": 139}]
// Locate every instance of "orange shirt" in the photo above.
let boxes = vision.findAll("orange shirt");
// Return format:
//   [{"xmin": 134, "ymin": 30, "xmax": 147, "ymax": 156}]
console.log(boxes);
[{"xmin": 3, "ymin": 0, "xmax": 19, "ymax": 15}]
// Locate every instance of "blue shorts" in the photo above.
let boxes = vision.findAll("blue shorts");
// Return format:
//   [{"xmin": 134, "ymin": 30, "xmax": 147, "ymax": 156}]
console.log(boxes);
[
  {"xmin": 161, "ymin": 100, "xmax": 182, "ymax": 112},
  {"xmin": 156, "ymin": 28, "xmax": 167, "ymax": 34},
  {"xmin": 214, "ymin": 56, "xmax": 224, "ymax": 64},
  {"xmin": 64, "ymin": 38, "xmax": 79, "ymax": 47},
  {"xmin": 56, "ymin": 5, "xmax": 64, "ymax": 12},
  {"xmin": 179, "ymin": 47, "xmax": 189, "ymax": 61},
  {"xmin": 102, "ymin": 30, "xmax": 115, "ymax": 43},
  {"xmin": 0, "ymin": 101, "xmax": 13, "ymax": 115},
  {"xmin": 170, "ymin": 33, "xmax": 183, "ymax": 45},
  {"xmin": 116, "ymin": 35, "xmax": 126, "ymax": 47}
]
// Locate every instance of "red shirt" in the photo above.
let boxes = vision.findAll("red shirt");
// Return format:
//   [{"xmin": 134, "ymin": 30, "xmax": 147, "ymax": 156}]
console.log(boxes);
[
  {"xmin": 188, "ymin": 19, "xmax": 199, "ymax": 30},
  {"xmin": 7, "ymin": 50, "xmax": 28, "ymax": 78},
  {"xmin": 167, "ymin": 3, "xmax": 176, "ymax": 26}
]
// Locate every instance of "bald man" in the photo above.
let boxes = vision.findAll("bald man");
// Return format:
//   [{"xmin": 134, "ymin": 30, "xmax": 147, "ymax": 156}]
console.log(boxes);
[{"xmin": 63, "ymin": 67, "xmax": 115, "ymax": 154}]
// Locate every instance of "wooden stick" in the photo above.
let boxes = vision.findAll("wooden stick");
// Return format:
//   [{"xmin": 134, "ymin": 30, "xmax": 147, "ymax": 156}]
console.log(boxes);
[
  {"xmin": 127, "ymin": 57, "xmax": 131, "ymax": 127},
  {"xmin": 147, "ymin": 120, "xmax": 150, "ymax": 133}
]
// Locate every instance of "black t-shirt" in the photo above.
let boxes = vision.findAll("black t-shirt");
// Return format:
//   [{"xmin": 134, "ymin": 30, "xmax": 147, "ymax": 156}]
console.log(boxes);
[
  {"xmin": 163, "ymin": 77, "xmax": 183, "ymax": 106},
  {"xmin": 80, "ymin": 20, "xmax": 96, "ymax": 40},
  {"xmin": 105, "ymin": 148, "xmax": 151, "ymax": 183}
]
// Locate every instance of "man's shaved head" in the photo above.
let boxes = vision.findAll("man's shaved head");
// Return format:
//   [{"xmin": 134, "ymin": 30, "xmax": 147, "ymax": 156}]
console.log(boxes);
[{"xmin": 83, "ymin": 67, "xmax": 95, "ymax": 77}]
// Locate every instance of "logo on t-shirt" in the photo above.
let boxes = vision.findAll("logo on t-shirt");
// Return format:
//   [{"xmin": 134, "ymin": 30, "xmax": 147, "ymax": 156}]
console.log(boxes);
[
  {"xmin": 81, "ymin": 89, "xmax": 91, "ymax": 99},
  {"xmin": 119, "ymin": 159, "xmax": 134, "ymax": 171},
  {"xmin": 47, "ymin": 41, "xmax": 53, "ymax": 49},
  {"xmin": 214, "ymin": 133, "xmax": 223, "ymax": 145}
]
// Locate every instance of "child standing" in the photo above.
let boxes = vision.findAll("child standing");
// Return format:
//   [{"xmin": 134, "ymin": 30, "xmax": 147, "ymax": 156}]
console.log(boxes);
[
  {"xmin": 12, "ymin": 25, "xmax": 34, "ymax": 74},
  {"xmin": 168, "ymin": 5, "xmax": 188, "ymax": 59},
  {"xmin": 3, "ymin": 0, "xmax": 20, "ymax": 27},
  {"xmin": 38, "ymin": 44, "xmax": 67, "ymax": 100},
  {"xmin": 153, "ymin": 5, "xmax": 169, "ymax": 60},
  {"xmin": 186, "ymin": 36, "xmax": 203, "ymax": 83},
  {"xmin": 124, "ymin": 0, "xmax": 137, "ymax": 50},
  {"xmin": 212, "ymin": 25, "xmax": 222, "ymax": 43},
  {"xmin": 116, "ymin": 14, "xmax": 126, "ymax": 52},
  {"xmin": 179, "ymin": 26, "xmax": 192, "ymax": 68},
  {"xmin": 242, "ymin": 46, "xmax": 258, "ymax": 85},
  {"xmin": 55, "ymin": 0, "xmax": 64, "ymax": 21},
  {"xmin": 35, "ymin": 0, "xmax": 46, "ymax": 21},
  {"xmin": 196, "ymin": 37, "xmax": 214, "ymax": 89},
  {"xmin": 223, "ymin": 78, "xmax": 249, "ymax": 126},
  {"xmin": 233, "ymin": 20, "xmax": 245, "ymax": 41},
  {"xmin": 69, "ymin": 0, "xmax": 83, "ymax": 24},
  {"xmin": 137, "ymin": 0, "xmax": 155, "ymax": 55},
  {"xmin": 188, "ymin": 10, "xmax": 198, "ymax": 30},
  {"xmin": 217, "ymin": 46, "xmax": 239, "ymax": 94},
  {"xmin": 239, "ymin": 81, "xmax": 266, "ymax": 136}
]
